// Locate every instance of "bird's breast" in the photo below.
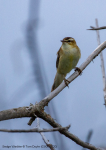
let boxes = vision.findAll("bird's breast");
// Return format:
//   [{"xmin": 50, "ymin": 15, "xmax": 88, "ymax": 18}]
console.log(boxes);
[{"xmin": 57, "ymin": 46, "xmax": 80, "ymax": 75}]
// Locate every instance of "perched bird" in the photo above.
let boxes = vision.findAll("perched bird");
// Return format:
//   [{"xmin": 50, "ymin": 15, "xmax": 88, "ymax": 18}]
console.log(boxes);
[{"xmin": 51, "ymin": 37, "xmax": 81, "ymax": 92}]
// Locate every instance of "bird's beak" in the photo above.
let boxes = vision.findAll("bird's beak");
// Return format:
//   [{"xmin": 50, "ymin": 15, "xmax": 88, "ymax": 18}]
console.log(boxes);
[{"xmin": 61, "ymin": 40, "xmax": 65, "ymax": 42}]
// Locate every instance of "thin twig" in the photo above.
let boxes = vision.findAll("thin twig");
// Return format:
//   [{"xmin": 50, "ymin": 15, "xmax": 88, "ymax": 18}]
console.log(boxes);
[
  {"xmin": 95, "ymin": 19, "xmax": 106, "ymax": 106},
  {"xmin": 27, "ymin": 116, "xmax": 36, "ymax": 126},
  {"xmin": 87, "ymin": 26, "xmax": 106, "ymax": 30},
  {"xmin": 37, "ymin": 117, "xmax": 55, "ymax": 150},
  {"xmin": 0, "ymin": 125, "xmax": 70, "ymax": 133}
]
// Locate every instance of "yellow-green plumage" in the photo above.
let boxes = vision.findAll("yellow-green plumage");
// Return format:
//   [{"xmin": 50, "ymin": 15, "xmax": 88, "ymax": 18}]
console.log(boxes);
[{"xmin": 51, "ymin": 37, "xmax": 81, "ymax": 92}]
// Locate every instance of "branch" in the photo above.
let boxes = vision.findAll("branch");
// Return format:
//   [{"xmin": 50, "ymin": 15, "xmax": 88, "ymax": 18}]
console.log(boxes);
[
  {"xmin": 0, "ymin": 42, "xmax": 106, "ymax": 150},
  {"xmin": 38, "ymin": 41, "xmax": 106, "ymax": 108},
  {"xmin": 36, "ymin": 110, "xmax": 102, "ymax": 150},
  {"xmin": 0, "ymin": 41, "xmax": 106, "ymax": 122},
  {"xmin": 0, "ymin": 125, "xmax": 70, "ymax": 133},
  {"xmin": 87, "ymin": 26, "xmax": 106, "ymax": 30},
  {"xmin": 0, "ymin": 106, "xmax": 103, "ymax": 150},
  {"xmin": 28, "ymin": 116, "xmax": 36, "ymax": 126},
  {"xmin": 95, "ymin": 19, "xmax": 106, "ymax": 106},
  {"xmin": 36, "ymin": 117, "xmax": 55, "ymax": 150}
]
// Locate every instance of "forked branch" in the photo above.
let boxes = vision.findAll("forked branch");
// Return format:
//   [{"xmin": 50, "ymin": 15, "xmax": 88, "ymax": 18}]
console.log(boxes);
[{"xmin": 0, "ymin": 41, "xmax": 106, "ymax": 150}]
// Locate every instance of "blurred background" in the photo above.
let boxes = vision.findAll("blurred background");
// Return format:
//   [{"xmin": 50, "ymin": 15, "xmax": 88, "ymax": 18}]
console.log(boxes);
[{"xmin": 0, "ymin": 0, "xmax": 106, "ymax": 149}]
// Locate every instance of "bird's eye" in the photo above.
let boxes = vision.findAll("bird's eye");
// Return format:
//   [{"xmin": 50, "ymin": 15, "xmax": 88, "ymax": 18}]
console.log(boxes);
[{"xmin": 67, "ymin": 40, "xmax": 71, "ymax": 42}]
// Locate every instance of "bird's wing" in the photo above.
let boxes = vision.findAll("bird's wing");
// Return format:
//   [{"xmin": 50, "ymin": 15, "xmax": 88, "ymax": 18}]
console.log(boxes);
[{"xmin": 56, "ymin": 47, "xmax": 62, "ymax": 69}]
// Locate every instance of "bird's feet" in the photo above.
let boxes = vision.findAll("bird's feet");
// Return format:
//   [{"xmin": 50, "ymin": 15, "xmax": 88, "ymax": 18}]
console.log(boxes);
[
  {"xmin": 74, "ymin": 67, "xmax": 82, "ymax": 75},
  {"xmin": 64, "ymin": 78, "xmax": 70, "ymax": 88}
]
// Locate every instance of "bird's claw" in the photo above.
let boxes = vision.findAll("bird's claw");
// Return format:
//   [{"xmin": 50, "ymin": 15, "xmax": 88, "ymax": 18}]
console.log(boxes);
[
  {"xmin": 64, "ymin": 78, "xmax": 70, "ymax": 88},
  {"xmin": 74, "ymin": 67, "xmax": 82, "ymax": 75}
]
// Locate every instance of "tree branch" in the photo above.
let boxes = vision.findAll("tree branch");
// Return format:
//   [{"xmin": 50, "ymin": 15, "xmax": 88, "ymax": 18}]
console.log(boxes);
[
  {"xmin": 28, "ymin": 116, "xmax": 36, "ymax": 126},
  {"xmin": 37, "ymin": 111, "xmax": 102, "ymax": 150},
  {"xmin": 36, "ymin": 117, "xmax": 55, "ymax": 150},
  {"xmin": 38, "ymin": 41, "xmax": 106, "ymax": 108},
  {"xmin": 0, "ymin": 105, "xmax": 103, "ymax": 150},
  {"xmin": 0, "ymin": 41, "xmax": 106, "ymax": 150},
  {"xmin": 87, "ymin": 26, "xmax": 106, "ymax": 30},
  {"xmin": 0, "ymin": 125, "xmax": 70, "ymax": 133}
]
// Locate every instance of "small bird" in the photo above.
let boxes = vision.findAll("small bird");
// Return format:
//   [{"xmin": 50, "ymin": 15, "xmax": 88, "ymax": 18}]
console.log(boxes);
[{"xmin": 51, "ymin": 37, "xmax": 81, "ymax": 92}]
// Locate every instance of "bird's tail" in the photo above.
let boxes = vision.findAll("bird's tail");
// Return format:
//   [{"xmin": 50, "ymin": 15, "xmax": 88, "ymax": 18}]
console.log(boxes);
[{"xmin": 51, "ymin": 72, "xmax": 65, "ymax": 92}]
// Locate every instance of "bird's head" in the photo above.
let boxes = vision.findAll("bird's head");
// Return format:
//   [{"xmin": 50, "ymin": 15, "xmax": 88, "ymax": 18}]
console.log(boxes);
[{"xmin": 61, "ymin": 37, "xmax": 76, "ymax": 46}]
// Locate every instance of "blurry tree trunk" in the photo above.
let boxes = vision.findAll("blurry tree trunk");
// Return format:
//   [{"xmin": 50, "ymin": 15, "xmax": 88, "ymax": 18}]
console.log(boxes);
[{"xmin": 26, "ymin": 0, "xmax": 66, "ymax": 149}]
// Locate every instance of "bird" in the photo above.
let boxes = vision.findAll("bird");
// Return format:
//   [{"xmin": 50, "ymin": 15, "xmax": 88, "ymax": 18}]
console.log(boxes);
[{"xmin": 51, "ymin": 37, "xmax": 81, "ymax": 92}]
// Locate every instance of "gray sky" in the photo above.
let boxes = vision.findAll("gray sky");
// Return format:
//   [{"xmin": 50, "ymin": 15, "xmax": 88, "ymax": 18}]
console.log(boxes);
[{"xmin": 0, "ymin": 0, "xmax": 106, "ymax": 149}]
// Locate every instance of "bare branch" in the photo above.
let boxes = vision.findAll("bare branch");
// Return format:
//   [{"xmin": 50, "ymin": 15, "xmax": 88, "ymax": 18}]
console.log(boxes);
[
  {"xmin": 37, "ymin": 110, "xmax": 102, "ymax": 150},
  {"xmin": 39, "ymin": 41, "xmax": 106, "ymax": 108},
  {"xmin": 37, "ymin": 117, "xmax": 55, "ymax": 150},
  {"xmin": 0, "ymin": 42, "xmax": 106, "ymax": 150},
  {"xmin": 87, "ymin": 26, "xmax": 106, "ymax": 30},
  {"xmin": 0, "ymin": 105, "xmax": 103, "ymax": 150},
  {"xmin": 27, "ymin": 116, "xmax": 36, "ymax": 126},
  {"xmin": 95, "ymin": 19, "xmax": 106, "ymax": 106},
  {"xmin": 0, "ymin": 125, "xmax": 70, "ymax": 133}
]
